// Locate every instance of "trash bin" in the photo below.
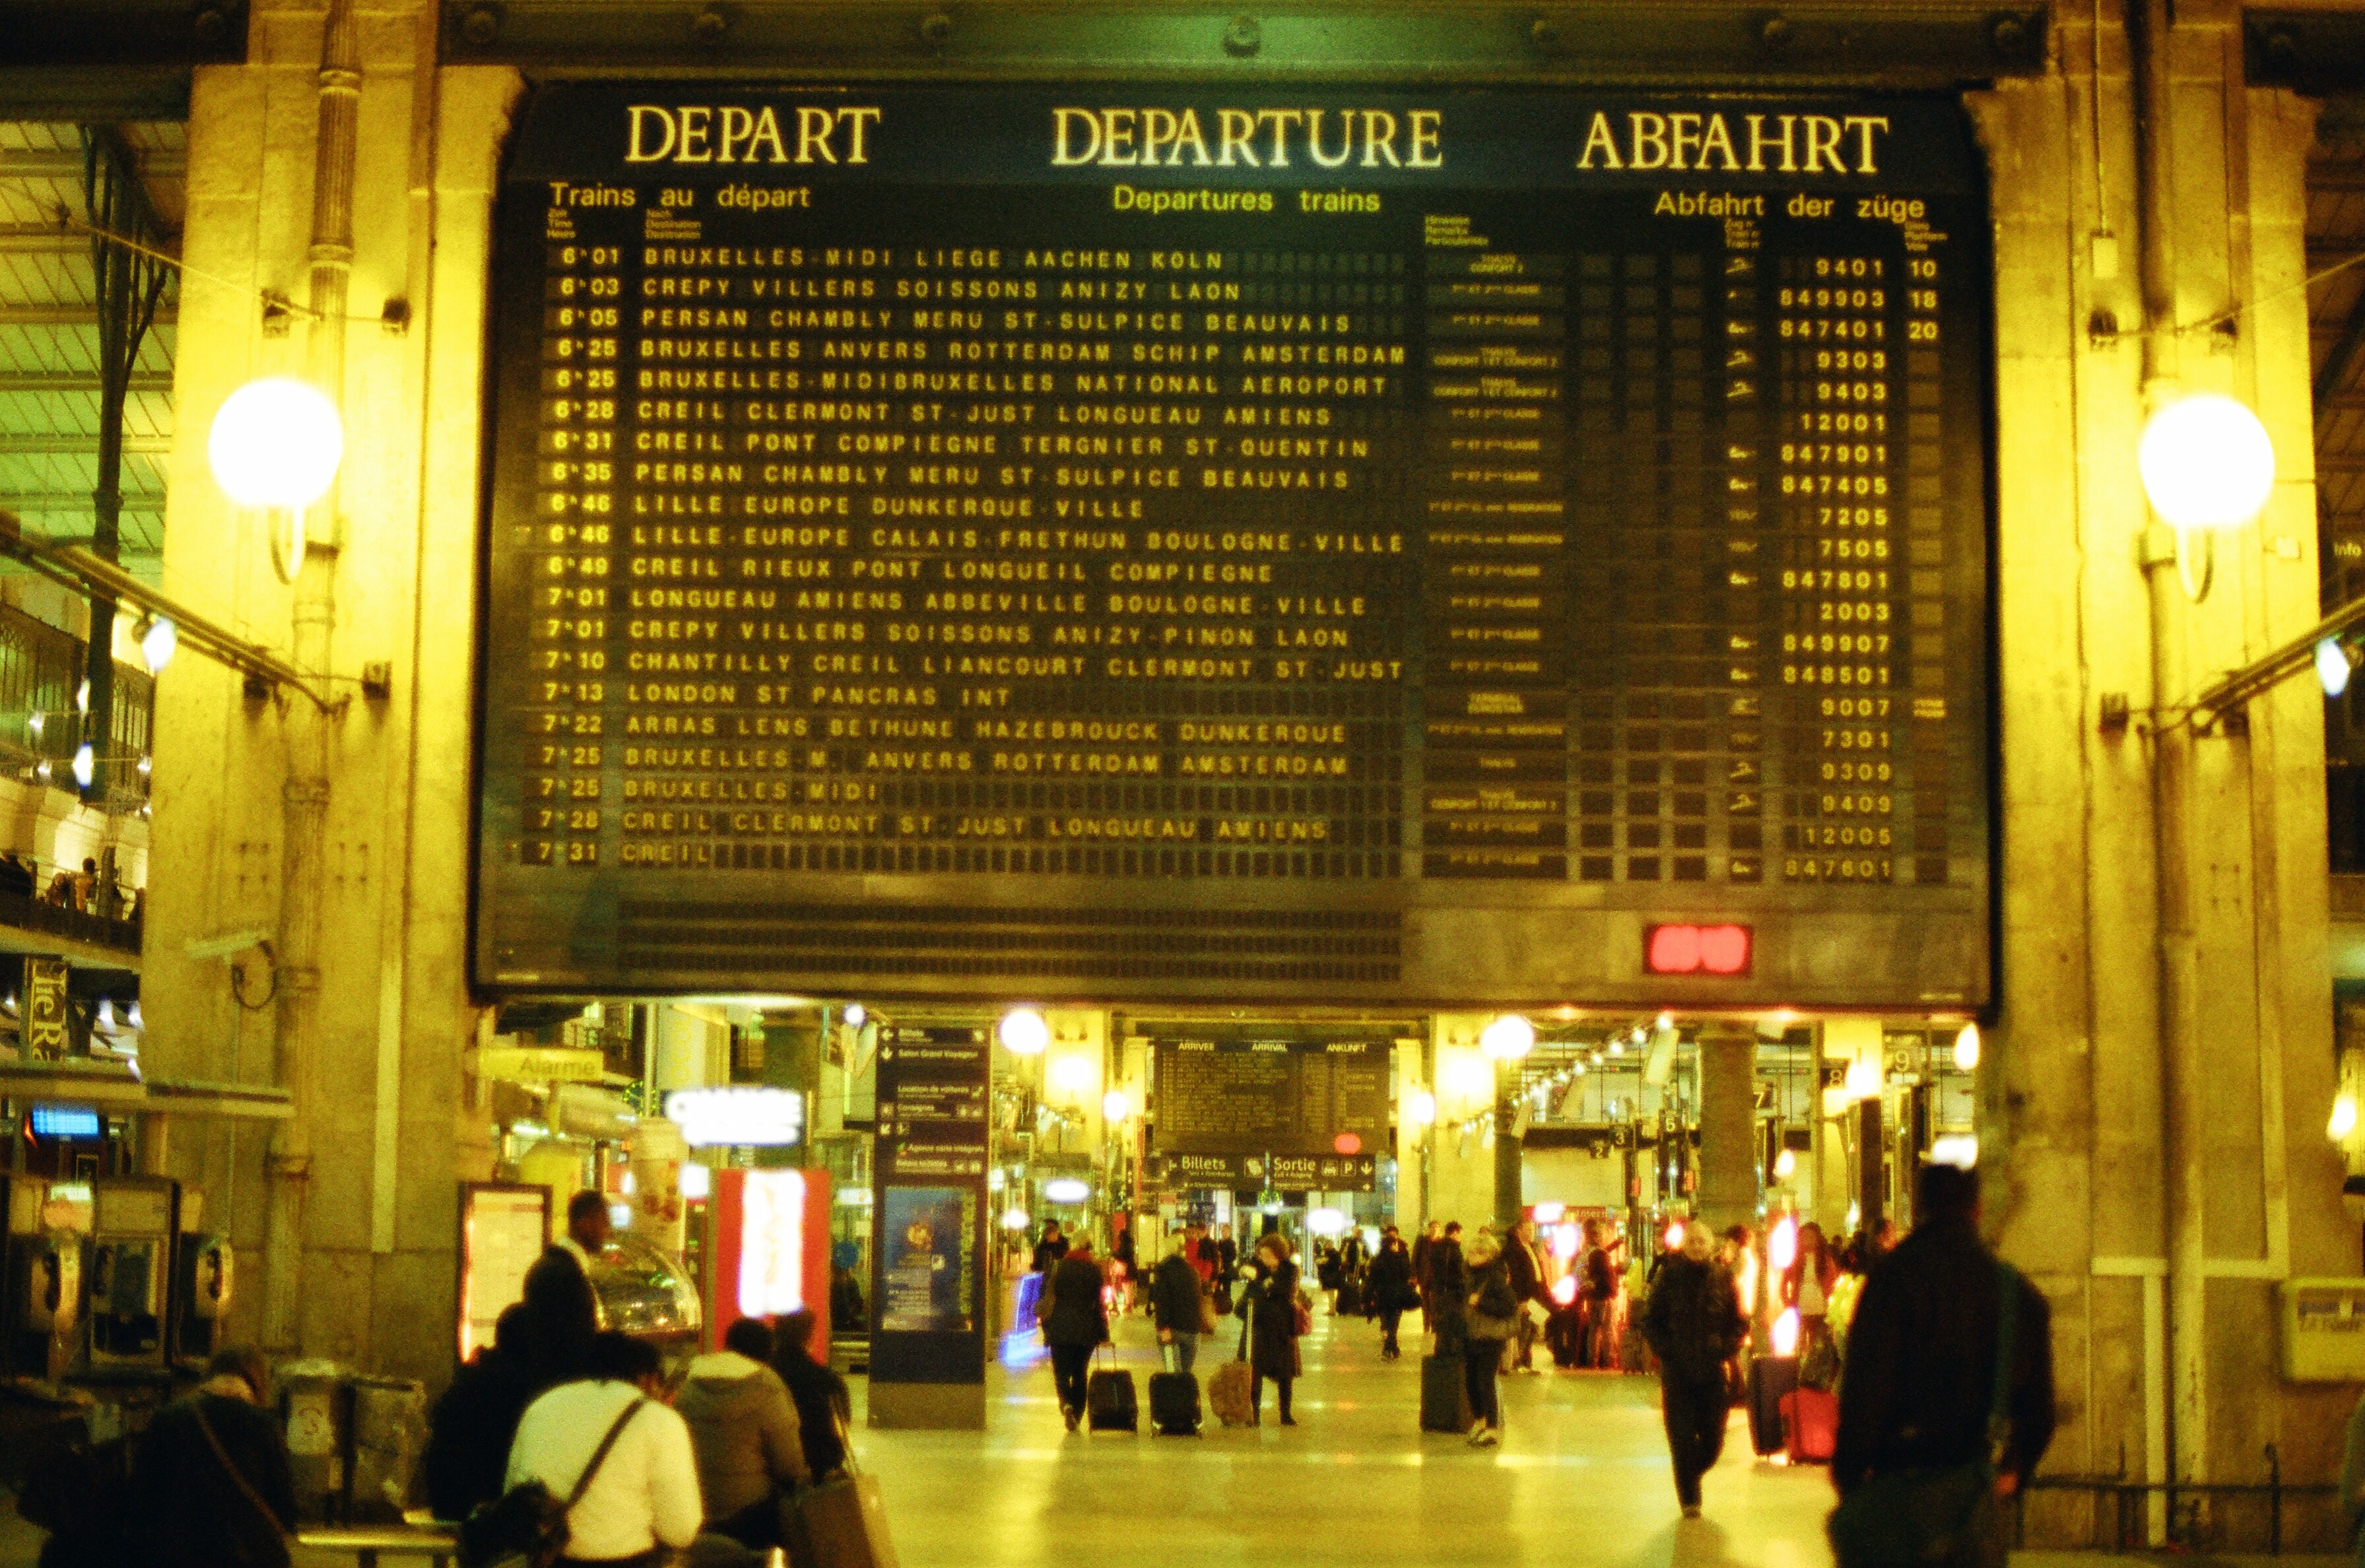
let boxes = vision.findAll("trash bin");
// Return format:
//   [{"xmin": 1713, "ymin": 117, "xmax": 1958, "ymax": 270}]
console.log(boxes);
[
  {"xmin": 277, "ymin": 1359, "xmax": 351, "ymax": 1523},
  {"xmin": 347, "ymin": 1375, "xmax": 427, "ymax": 1522}
]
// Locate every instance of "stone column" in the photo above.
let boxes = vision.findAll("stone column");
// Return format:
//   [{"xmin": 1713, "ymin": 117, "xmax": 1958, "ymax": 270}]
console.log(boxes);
[{"xmin": 1695, "ymin": 1026, "xmax": 1757, "ymax": 1231}]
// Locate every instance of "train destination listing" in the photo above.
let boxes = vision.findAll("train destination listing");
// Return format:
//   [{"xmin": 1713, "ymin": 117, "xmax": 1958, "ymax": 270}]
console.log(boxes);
[{"xmin": 473, "ymin": 84, "xmax": 1995, "ymax": 1007}]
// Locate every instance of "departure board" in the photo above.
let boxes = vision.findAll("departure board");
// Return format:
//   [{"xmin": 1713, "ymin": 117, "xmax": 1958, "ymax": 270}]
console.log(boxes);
[
  {"xmin": 474, "ymin": 84, "xmax": 1993, "ymax": 1009},
  {"xmin": 1152, "ymin": 1037, "xmax": 1391, "ymax": 1158}
]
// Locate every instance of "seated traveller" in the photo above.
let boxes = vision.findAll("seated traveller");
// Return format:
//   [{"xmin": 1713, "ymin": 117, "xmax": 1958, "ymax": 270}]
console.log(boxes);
[{"xmin": 676, "ymin": 1316, "xmax": 809, "ymax": 1551}]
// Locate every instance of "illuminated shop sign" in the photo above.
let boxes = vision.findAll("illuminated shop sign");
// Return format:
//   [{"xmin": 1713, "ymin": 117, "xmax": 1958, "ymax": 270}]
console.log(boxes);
[{"xmin": 665, "ymin": 1086, "xmax": 805, "ymax": 1146}]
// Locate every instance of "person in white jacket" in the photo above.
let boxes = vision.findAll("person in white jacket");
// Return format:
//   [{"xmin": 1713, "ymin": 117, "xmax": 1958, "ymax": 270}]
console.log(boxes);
[{"xmin": 506, "ymin": 1332, "xmax": 702, "ymax": 1565}]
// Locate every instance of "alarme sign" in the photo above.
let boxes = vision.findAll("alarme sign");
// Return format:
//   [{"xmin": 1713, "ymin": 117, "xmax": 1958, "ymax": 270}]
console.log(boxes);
[{"xmin": 1644, "ymin": 923, "xmax": 1752, "ymax": 976}]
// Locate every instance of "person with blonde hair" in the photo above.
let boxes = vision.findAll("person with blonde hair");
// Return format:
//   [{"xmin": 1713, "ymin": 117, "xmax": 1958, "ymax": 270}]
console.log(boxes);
[{"xmin": 1461, "ymin": 1229, "xmax": 1520, "ymax": 1447}]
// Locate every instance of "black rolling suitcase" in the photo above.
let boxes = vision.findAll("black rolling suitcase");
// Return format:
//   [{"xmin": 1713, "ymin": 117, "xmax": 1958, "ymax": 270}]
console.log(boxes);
[
  {"xmin": 1745, "ymin": 1354, "xmax": 1797, "ymax": 1456},
  {"xmin": 1336, "ymin": 1276, "xmax": 1363, "ymax": 1316},
  {"xmin": 1420, "ymin": 1352, "xmax": 1471, "ymax": 1433},
  {"xmin": 1149, "ymin": 1344, "xmax": 1201, "ymax": 1435},
  {"xmin": 1087, "ymin": 1348, "xmax": 1138, "ymax": 1433}
]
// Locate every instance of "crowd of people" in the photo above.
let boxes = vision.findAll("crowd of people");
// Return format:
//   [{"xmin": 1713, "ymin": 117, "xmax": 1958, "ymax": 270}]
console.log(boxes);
[
  {"xmin": 32, "ymin": 1167, "xmax": 2065, "ymax": 1568},
  {"xmin": 1024, "ymin": 1167, "xmax": 2055, "ymax": 1568}
]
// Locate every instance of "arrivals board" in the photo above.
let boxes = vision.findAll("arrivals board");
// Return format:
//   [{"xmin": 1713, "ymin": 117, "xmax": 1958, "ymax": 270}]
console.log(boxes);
[
  {"xmin": 1151, "ymin": 1037, "xmax": 1391, "ymax": 1158},
  {"xmin": 473, "ymin": 84, "xmax": 1993, "ymax": 1008}
]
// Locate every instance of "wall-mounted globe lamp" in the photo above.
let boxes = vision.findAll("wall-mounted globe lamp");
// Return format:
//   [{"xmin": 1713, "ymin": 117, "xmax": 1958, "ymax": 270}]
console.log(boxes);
[
  {"xmin": 208, "ymin": 377, "xmax": 345, "ymax": 583},
  {"xmin": 2137, "ymin": 391, "xmax": 2275, "ymax": 602},
  {"xmin": 1405, "ymin": 1087, "xmax": 1436, "ymax": 1126},
  {"xmin": 997, "ymin": 1006, "xmax": 1049, "ymax": 1057},
  {"xmin": 1953, "ymin": 1023, "xmax": 1982, "ymax": 1072},
  {"xmin": 1479, "ymin": 1012, "xmax": 1533, "ymax": 1061}
]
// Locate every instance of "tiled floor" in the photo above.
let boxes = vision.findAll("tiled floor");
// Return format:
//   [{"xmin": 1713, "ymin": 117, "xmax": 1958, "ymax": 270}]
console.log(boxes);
[{"xmin": 857, "ymin": 1298, "xmax": 1843, "ymax": 1568}]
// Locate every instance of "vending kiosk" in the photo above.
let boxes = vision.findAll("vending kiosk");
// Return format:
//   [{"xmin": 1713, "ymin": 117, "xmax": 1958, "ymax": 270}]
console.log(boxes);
[{"xmin": 700, "ymin": 1168, "xmax": 832, "ymax": 1350}]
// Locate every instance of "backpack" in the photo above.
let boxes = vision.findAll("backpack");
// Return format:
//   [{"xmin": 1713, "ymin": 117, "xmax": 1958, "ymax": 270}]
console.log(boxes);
[{"xmin": 459, "ymin": 1398, "xmax": 642, "ymax": 1568}]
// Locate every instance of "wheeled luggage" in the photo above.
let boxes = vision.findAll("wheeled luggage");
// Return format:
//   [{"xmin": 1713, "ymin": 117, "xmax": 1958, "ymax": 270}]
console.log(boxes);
[
  {"xmin": 1746, "ymin": 1354, "xmax": 1798, "ymax": 1456},
  {"xmin": 1420, "ymin": 1352, "xmax": 1471, "ymax": 1433},
  {"xmin": 1336, "ymin": 1276, "xmax": 1363, "ymax": 1316},
  {"xmin": 1086, "ymin": 1351, "xmax": 1138, "ymax": 1433},
  {"xmin": 1207, "ymin": 1358, "xmax": 1254, "ymax": 1426},
  {"xmin": 1149, "ymin": 1370, "xmax": 1201, "ymax": 1435},
  {"xmin": 1781, "ymin": 1386, "xmax": 1838, "ymax": 1464}
]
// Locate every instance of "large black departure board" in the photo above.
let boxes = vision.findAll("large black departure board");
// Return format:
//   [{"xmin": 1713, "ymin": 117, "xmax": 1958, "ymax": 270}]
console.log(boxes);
[
  {"xmin": 474, "ymin": 84, "xmax": 1993, "ymax": 1008},
  {"xmin": 1152, "ymin": 1037, "xmax": 1391, "ymax": 1158}
]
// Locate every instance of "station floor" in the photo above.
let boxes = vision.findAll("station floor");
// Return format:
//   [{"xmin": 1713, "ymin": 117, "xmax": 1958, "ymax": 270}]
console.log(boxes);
[{"xmin": 860, "ymin": 1294, "xmax": 1838, "ymax": 1568}]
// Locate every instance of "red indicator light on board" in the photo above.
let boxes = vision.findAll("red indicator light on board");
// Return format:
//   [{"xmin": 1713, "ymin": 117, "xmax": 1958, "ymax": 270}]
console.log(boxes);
[
  {"xmin": 1333, "ymin": 1133, "xmax": 1363, "ymax": 1156},
  {"xmin": 1646, "ymin": 923, "xmax": 1752, "ymax": 975}
]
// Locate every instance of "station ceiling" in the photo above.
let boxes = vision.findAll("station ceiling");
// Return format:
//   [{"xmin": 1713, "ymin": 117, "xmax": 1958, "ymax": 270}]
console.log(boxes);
[{"xmin": 0, "ymin": 120, "xmax": 181, "ymax": 582}]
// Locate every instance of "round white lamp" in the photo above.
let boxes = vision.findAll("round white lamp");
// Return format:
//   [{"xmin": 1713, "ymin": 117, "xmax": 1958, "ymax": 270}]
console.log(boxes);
[
  {"xmin": 2137, "ymin": 393, "xmax": 2275, "ymax": 534},
  {"xmin": 1101, "ymin": 1088, "xmax": 1129, "ymax": 1123},
  {"xmin": 1953, "ymin": 1023, "xmax": 1982, "ymax": 1072},
  {"xmin": 1479, "ymin": 1012, "xmax": 1534, "ymax": 1061},
  {"xmin": 140, "ymin": 616, "xmax": 176, "ymax": 675},
  {"xmin": 997, "ymin": 1006, "xmax": 1049, "ymax": 1057},
  {"xmin": 208, "ymin": 377, "xmax": 345, "ymax": 581},
  {"xmin": 1405, "ymin": 1087, "xmax": 1437, "ymax": 1126}
]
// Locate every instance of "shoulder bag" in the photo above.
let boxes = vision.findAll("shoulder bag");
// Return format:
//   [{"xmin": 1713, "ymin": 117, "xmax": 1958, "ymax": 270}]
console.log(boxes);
[
  {"xmin": 1198, "ymin": 1282, "xmax": 1220, "ymax": 1335},
  {"xmin": 1826, "ymin": 1262, "xmax": 2019, "ymax": 1568},
  {"xmin": 191, "ymin": 1402, "xmax": 292, "ymax": 1568},
  {"xmin": 460, "ymin": 1396, "xmax": 645, "ymax": 1568}
]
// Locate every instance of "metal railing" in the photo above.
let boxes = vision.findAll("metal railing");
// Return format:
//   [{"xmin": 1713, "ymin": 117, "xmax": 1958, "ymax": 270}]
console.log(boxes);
[
  {"xmin": 2016, "ymin": 1445, "xmax": 2341, "ymax": 1556},
  {"xmin": 0, "ymin": 888, "xmax": 139, "ymax": 955}
]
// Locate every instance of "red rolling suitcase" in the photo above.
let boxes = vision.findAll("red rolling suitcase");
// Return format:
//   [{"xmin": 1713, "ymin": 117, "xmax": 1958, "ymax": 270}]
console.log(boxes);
[{"xmin": 1781, "ymin": 1386, "xmax": 1838, "ymax": 1464}]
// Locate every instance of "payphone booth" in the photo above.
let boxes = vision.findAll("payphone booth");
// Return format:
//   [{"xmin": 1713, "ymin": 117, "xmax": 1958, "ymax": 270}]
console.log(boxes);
[
  {"xmin": 701, "ymin": 1169, "xmax": 832, "ymax": 1350},
  {"xmin": 3, "ymin": 1176, "xmax": 88, "ymax": 1380},
  {"xmin": 86, "ymin": 1176, "xmax": 176, "ymax": 1373}
]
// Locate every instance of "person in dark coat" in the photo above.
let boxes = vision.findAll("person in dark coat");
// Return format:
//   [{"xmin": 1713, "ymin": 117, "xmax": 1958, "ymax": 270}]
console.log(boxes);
[
  {"xmin": 1411, "ymin": 1221, "xmax": 1439, "ymax": 1309},
  {"xmin": 1367, "ymin": 1229, "xmax": 1416, "ymax": 1359},
  {"xmin": 770, "ymin": 1308, "xmax": 853, "ymax": 1480},
  {"xmin": 1030, "ymin": 1220, "xmax": 1069, "ymax": 1276},
  {"xmin": 1040, "ymin": 1241, "xmax": 1108, "ymax": 1431},
  {"xmin": 1835, "ymin": 1163, "xmax": 2055, "ymax": 1568},
  {"xmin": 424, "ymin": 1304, "xmax": 538, "ymax": 1520},
  {"xmin": 1111, "ymin": 1222, "xmax": 1139, "ymax": 1314},
  {"xmin": 1641, "ymin": 1219, "xmax": 1747, "ymax": 1517},
  {"xmin": 1244, "ymin": 1233, "xmax": 1302, "ymax": 1425},
  {"xmin": 1504, "ymin": 1216, "xmax": 1553, "ymax": 1373},
  {"xmin": 1461, "ymin": 1231, "xmax": 1520, "ymax": 1446},
  {"xmin": 1151, "ymin": 1223, "xmax": 1209, "ymax": 1374},
  {"xmin": 133, "ymin": 1346, "xmax": 297, "ymax": 1568},
  {"xmin": 1427, "ymin": 1221, "xmax": 1469, "ymax": 1356},
  {"xmin": 1213, "ymin": 1225, "xmax": 1238, "ymax": 1278},
  {"xmin": 517, "ymin": 1189, "xmax": 608, "ymax": 1388}
]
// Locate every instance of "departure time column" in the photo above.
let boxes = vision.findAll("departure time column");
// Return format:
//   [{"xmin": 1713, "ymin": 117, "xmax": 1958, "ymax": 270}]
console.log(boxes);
[{"xmin": 523, "ymin": 237, "xmax": 627, "ymax": 872}]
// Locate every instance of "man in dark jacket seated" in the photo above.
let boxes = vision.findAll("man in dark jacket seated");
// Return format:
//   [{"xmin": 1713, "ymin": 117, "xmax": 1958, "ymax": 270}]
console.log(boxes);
[
  {"xmin": 770, "ymin": 1308, "xmax": 853, "ymax": 1480},
  {"xmin": 1834, "ymin": 1162, "xmax": 2055, "ymax": 1568},
  {"xmin": 133, "ymin": 1345, "xmax": 298, "ymax": 1568}
]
